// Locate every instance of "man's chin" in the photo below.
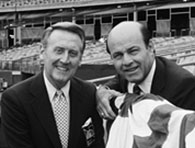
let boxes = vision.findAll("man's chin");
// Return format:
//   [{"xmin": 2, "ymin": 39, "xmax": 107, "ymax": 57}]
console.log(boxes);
[
  {"xmin": 125, "ymin": 76, "xmax": 141, "ymax": 83},
  {"xmin": 54, "ymin": 74, "xmax": 69, "ymax": 82}
]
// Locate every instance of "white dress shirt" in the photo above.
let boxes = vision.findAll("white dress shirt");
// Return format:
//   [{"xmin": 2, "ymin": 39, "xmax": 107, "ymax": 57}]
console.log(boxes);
[
  {"xmin": 43, "ymin": 71, "xmax": 70, "ymax": 110},
  {"xmin": 128, "ymin": 59, "xmax": 156, "ymax": 94}
]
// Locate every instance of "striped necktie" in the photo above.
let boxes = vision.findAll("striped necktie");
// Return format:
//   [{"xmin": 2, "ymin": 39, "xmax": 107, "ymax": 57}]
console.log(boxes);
[
  {"xmin": 133, "ymin": 84, "xmax": 142, "ymax": 95},
  {"xmin": 53, "ymin": 90, "xmax": 69, "ymax": 148}
]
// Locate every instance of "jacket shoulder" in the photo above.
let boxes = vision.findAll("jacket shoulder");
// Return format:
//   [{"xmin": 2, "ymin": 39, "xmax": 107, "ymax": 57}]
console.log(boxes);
[{"xmin": 157, "ymin": 56, "xmax": 194, "ymax": 78}]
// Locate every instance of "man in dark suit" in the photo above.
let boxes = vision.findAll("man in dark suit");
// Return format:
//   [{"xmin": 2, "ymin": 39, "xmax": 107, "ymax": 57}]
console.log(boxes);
[
  {"xmin": 1, "ymin": 22, "xmax": 105, "ymax": 148},
  {"xmin": 96, "ymin": 21, "xmax": 195, "ymax": 131}
]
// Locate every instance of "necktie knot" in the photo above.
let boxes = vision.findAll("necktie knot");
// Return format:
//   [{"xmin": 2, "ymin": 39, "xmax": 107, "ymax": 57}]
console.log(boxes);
[
  {"xmin": 54, "ymin": 90, "xmax": 65, "ymax": 102},
  {"xmin": 133, "ymin": 84, "xmax": 141, "ymax": 95}
]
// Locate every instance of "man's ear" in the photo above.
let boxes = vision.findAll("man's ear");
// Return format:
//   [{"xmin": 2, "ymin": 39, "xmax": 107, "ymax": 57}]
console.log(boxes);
[
  {"xmin": 148, "ymin": 40, "xmax": 155, "ymax": 54},
  {"xmin": 39, "ymin": 44, "xmax": 45, "ymax": 65},
  {"xmin": 79, "ymin": 61, "xmax": 82, "ymax": 66},
  {"xmin": 40, "ymin": 43, "xmax": 44, "ymax": 54}
]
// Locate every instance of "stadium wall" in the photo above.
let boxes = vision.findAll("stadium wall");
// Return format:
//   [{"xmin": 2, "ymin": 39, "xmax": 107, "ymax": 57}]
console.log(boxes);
[{"xmin": 1, "ymin": 1, "xmax": 195, "ymax": 48}]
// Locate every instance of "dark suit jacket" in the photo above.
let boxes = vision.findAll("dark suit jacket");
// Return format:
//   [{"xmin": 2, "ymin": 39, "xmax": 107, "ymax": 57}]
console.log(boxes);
[
  {"xmin": 1, "ymin": 72, "xmax": 105, "ymax": 148},
  {"xmin": 108, "ymin": 56, "xmax": 195, "ymax": 111},
  {"xmin": 106, "ymin": 56, "xmax": 195, "ymax": 132}
]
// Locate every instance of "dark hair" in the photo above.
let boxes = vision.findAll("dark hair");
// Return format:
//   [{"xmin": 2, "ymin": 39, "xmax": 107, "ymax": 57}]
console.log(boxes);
[
  {"xmin": 41, "ymin": 22, "xmax": 86, "ymax": 53},
  {"xmin": 106, "ymin": 22, "xmax": 152, "ymax": 54},
  {"xmin": 140, "ymin": 23, "xmax": 152, "ymax": 48}
]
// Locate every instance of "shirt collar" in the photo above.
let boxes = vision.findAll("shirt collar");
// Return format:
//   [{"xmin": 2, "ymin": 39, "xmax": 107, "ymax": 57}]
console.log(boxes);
[
  {"xmin": 43, "ymin": 70, "xmax": 70, "ymax": 103},
  {"xmin": 128, "ymin": 59, "xmax": 156, "ymax": 93}
]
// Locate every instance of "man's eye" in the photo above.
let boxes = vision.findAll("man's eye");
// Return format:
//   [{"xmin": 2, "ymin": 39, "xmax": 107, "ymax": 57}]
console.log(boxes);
[
  {"xmin": 129, "ymin": 50, "xmax": 137, "ymax": 55},
  {"xmin": 112, "ymin": 53, "xmax": 123, "ymax": 60},
  {"xmin": 69, "ymin": 50, "xmax": 78, "ymax": 57},
  {"xmin": 127, "ymin": 48, "xmax": 139, "ymax": 55},
  {"xmin": 55, "ymin": 48, "xmax": 63, "ymax": 54}
]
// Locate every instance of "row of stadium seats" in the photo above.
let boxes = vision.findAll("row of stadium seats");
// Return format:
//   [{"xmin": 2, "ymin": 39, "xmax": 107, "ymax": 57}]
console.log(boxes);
[
  {"xmin": 0, "ymin": 36, "xmax": 195, "ymax": 74},
  {"xmin": 0, "ymin": 43, "xmax": 41, "ymax": 61},
  {"xmin": 0, "ymin": 40, "xmax": 109, "ymax": 62},
  {"xmin": 155, "ymin": 36, "xmax": 195, "ymax": 57},
  {"xmin": 151, "ymin": 37, "xmax": 175, "ymax": 45},
  {"xmin": 0, "ymin": 40, "xmax": 109, "ymax": 73}
]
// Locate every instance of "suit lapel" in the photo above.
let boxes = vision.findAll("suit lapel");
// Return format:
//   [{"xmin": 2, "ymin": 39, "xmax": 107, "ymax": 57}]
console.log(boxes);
[
  {"xmin": 30, "ymin": 73, "xmax": 61, "ymax": 148},
  {"xmin": 68, "ymin": 78, "xmax": 85, "ymax": 148},
  {"xmin": 151, "ymin": 57, "xmax": 166, "ymax": 95},
  {"xmin": 114, "ymin": 74, "xmax": 128, "ymax": 93}
]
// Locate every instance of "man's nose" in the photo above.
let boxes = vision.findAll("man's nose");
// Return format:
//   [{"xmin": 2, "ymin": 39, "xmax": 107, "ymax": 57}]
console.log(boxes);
[
  {"xmin": 123, "ymin": 53, "xmax": 133, "ymax": 65},
  {"xmin": 60, "ymin": 51, "xmax": 70, "ymax": 63}
]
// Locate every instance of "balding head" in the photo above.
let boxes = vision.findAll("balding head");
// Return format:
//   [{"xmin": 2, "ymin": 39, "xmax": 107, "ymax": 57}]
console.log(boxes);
[
  {"xmin": 109, "ymin": 21, "xmax": 142, "ymax": 39},
  {"xmin": 106, "ymin": 21, "xmax": 151, "ymax": 54},
  {"xmin": 105, "ymin": 21, "xmax": 154, "ymax": 84}
]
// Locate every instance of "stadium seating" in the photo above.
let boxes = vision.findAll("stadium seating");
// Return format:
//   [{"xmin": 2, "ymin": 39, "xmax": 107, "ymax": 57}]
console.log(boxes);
[
  {"xmin": 0, "ymin": 36, "xmax": 195, "ymax": 75},
  {"xmin": 155, "ymin": 36, "xmax": 195, "ymax": 57},
  {"xmin": 0, "ymin": 40, "xmax": 110, "ymax": 73}
]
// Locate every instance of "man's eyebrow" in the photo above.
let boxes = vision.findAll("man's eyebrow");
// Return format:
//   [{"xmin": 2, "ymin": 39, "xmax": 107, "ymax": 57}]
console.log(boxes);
[
  {"xmin": 55, "ymin": 46, "xmax": 64, "ymax": 49},
  {"xmin": 113, "ymin": 51, "xmax": 122, "ymax": 55},
  {"xmin": 126, "ymin": 46, "xmax": 140, "ymax": 51},
  {"xmin": 128, "ymin": 46, "xmax": 139, "ymax": 49}
]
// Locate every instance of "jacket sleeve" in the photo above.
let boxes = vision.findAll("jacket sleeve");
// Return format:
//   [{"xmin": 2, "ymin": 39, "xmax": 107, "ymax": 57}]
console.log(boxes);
[
  {"xmin": 1, "ymin": 89, "xmax": 34, "ymax": 148},
  {"xmin": 91, "ymin": 106, "xmax": 105, "ymax": 148},
  {"xmin": 104, "ymin": 74, "xmax": 121, "ymax": 91},
  {"xmin": 90, "ymin": 86, "xmax": 105, "ymax": 148},
  {"xmin": 171, "ymin": 75, "xmax": 195, "ymax": 110}
]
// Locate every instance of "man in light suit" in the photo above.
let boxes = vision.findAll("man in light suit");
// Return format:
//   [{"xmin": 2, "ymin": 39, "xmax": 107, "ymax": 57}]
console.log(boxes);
[
  {"xmin": 96, "ymin": 21, "xmax": 195, "ymax": 132},
  {"xmin": 1, "ymin": 22, "xmax": 105, "ymax": 148}
]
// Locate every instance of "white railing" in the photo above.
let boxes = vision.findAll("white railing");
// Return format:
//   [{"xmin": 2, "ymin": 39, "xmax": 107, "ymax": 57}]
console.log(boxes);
[
  {"xmin": 0, "ymin": 0, "xmax": 90, "ymax": 7},
  {"xmin": 0, "ymin": 0, "xmax": 92, "ymax": 11}
]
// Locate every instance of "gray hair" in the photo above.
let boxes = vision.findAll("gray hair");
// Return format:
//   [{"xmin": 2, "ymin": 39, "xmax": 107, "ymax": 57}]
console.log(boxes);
[{"xmin": 41, "ymin": 22, "xmax": 86, "ymax": 53}]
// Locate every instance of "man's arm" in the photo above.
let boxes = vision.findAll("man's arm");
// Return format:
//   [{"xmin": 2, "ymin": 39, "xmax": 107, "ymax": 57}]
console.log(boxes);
[
  {"xmin": 1, "ymin": 90, "xmax": 34, "ymax": 148},
  {"xmin": 172, "ymin": 76, "xmax": 195, "ymax": 110},
  {"xmin": 91, "ymin": 102, "xmax": 105, "ymax": 148},
  {"xmin": 96, "ymin": 75, "xmax": 123, "ymax": 120}
]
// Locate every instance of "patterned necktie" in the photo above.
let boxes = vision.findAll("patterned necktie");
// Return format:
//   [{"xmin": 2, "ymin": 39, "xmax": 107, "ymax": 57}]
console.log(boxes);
[
  {"xmin": 133, "ymin": 84, "xmax": 142, "ymax": 95},
  {"xmin": 53, "ymin": 90, "xmax": 69, "ymax": 148}
]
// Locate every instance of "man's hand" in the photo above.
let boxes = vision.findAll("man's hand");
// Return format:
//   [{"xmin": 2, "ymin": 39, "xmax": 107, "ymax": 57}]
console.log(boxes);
[{"xmin": 96, "ymin": 85, "xmax": 122, "ymax": 120}]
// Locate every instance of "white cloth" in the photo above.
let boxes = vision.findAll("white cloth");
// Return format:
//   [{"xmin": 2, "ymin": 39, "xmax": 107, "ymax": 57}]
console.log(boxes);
[
  {"xmin": 106, "ymin": 93, "xmax": 195, "ymax": 148},
  {"xmin": 53, "ymin": 90, "xmax": 69, "ymax": 148}
]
